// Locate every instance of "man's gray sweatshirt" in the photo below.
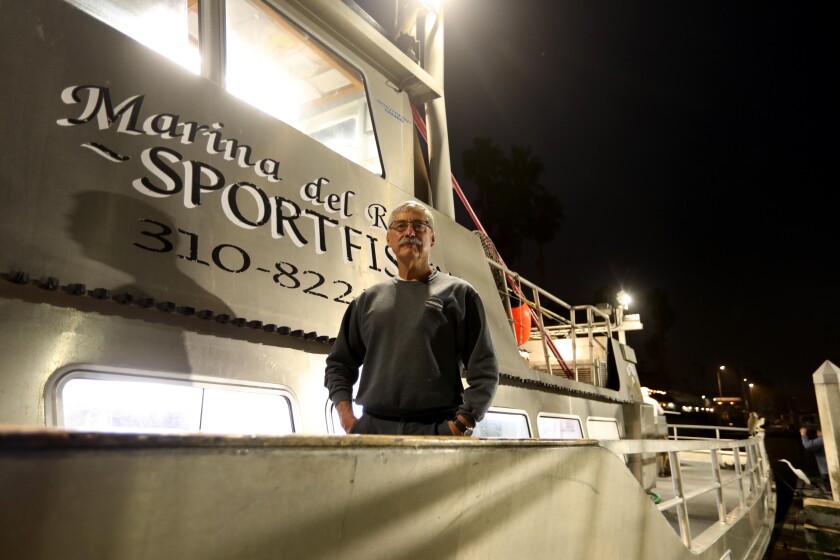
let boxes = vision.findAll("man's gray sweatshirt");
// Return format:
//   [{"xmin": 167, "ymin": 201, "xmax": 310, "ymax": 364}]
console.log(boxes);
[{"xmin": 324, "ymin": 270, "xmax": 499, "ymax": 422}]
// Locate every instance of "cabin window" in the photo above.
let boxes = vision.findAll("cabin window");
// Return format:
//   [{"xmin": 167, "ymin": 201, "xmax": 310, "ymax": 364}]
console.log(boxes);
[
  {"xmin": 53, "ymin": 370, "xmax": 295, "ymax": 435},
  {"xmin": 586, "ymin": 417, "xmax": 621, "ymax": 440},
  {"xmin": 537, "ymin": 414, "xmax": 583, "ymax": 439},
  {"xmin": 66, "ymin": 0, "xmax": 383, "ymax": 174},
  {"xmin": 473, "ymin": 409, "xmax": 531, "ymax": 438},
  {"xmin": 66, "ymin": 0, "xmax": 200, "ymax": 74},
  {"xmin": 225, "ymin": 0, "xmax": 383, "ymax": 175}
]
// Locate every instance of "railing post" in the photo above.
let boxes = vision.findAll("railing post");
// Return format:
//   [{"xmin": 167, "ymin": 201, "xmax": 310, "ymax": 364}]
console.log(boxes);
[
  {"xmin": 732, "ymin": 446, "xmax": 746, "ymax": 507},
  {"xmin": 502, "ymin": 284, "xmax": 514, "ymax": 334},
  {"xmin": 586, "ymin": 306, "xmax": 595, "ymax": 385},
  {"xmin": 745, "ymin": 444, "xmax": 756, "ymax": 494},
  {"xmin": 757, "ymin": 436, "xmax": 770, "ymax": 480},
  {"xmin": 532, "ymin": 290, "xmax": 553, "ymax": 376},
  {"xmin": 709, "ymin": 449, "xmax": 727, "ymax": 523},
  {"xmin": 669, "ymin": 450, "xmax": 692, "ymax": 548},
  {"xmin": 569, "ymin": 308, "xmax": 578, "ymax": 381}
]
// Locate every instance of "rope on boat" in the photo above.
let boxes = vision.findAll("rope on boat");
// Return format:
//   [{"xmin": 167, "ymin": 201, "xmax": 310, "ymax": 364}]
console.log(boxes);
[{"xmin": 411, "ymin": 104, "xmax": 573, "ymax": 378}]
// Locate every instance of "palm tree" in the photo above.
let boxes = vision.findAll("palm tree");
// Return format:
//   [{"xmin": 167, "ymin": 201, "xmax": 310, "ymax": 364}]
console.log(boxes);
[
  {"xmin": 461, "ymin": 140, "xmax": 563, "ymax": 272},
  {"xmin": 462, "ymin": 137, "xmax": 503, "ymax": 218},
  {"xmin": 499, "ymin": 145, "xmax": 563, "ymax": 268}
]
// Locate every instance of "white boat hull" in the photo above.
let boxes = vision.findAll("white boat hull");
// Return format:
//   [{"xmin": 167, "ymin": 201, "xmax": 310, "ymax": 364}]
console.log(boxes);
[{"xmin": 1, "ymin": 430, "xmax": 775, "ymax": 560}]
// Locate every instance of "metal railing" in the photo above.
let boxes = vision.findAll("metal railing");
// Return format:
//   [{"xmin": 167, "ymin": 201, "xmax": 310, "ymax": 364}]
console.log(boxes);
[
  {"xmin": 602, "ymin": 430, "xmax": 771, "ymax": 550},
  {"xmin": 668, "ymin": 423, "xmax": 751, "ymax": 441},
  {"xmin": 485, "ymin": 258, "xmax": 615, "ymax": 385}
]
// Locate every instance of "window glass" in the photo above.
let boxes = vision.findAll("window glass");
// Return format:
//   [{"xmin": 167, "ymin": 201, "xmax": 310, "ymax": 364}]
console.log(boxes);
[
  {"xmin": 202, "ymin": 388, "xmax": 294, "ymax": 435},
  {"xmin": 473, "ymin": 410, "xmax": 530, "ymax": 438},
  {"xmin": 62, "ymin": 378, "xmax": 203, "ymax": 433},
  {"xmin": 59, "ymin": 375, "xmax": 295, "ymax": 435},
  {"xmin": 537, "ymin": 415, "xmax": 583, "ymax": 439},
  {"xmin": 586, "ymin": 418, "xmax": 621, "ymax": 440},
  {"xmin": 225, "ymin": 0, "xmax": 382, "ymax": 174},
  {"xmin": 66, "ymin": 0, "xmax": 200, "ymax": 73}
]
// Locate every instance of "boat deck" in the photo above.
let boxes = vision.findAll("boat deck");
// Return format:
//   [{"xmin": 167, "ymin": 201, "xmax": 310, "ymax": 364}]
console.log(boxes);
[{"xmin": 654, "ymin": 460, "xmax": 751, "ymax": 543}]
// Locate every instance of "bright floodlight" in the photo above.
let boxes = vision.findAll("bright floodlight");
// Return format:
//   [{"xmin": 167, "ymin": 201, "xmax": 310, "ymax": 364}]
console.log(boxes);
[{"xmin": 617, "ymin": 290, "xmax": 631, "ymax": 310}]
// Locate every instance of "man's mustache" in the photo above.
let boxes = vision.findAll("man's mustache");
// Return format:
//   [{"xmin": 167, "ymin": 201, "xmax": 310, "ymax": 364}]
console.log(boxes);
[{"xmin": 398, "ymin": 236, "xmax": 423, "ymax": 247}]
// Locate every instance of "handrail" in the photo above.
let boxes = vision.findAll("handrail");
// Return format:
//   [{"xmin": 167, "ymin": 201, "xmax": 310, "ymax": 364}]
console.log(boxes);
[
  {"xmin": 485, "ymin": 257, "xmax": 615, "ymax": 384},
  {"xmin": 603, "ymin": 434, "xmax": 770, "ymax": 551},
  {"xmin": 668, "ymin": 424, "xmax": 751, "ymax": 442}
]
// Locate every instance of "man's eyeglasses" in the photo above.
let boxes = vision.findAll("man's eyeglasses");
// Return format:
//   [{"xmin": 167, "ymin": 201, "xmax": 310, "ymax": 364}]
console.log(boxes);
[{"xmin": 389, "ymin": 220, "xmax": 432, "ymax": 233}]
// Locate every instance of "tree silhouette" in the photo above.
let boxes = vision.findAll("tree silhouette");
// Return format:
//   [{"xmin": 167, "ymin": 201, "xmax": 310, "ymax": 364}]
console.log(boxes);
[
  {"xmin": 462, "ymin": 137, "xmax": 503, "ymax": 219},
  {"xmin": 461, "ymin": 139, "xmax": 563, "ymax": 275}
]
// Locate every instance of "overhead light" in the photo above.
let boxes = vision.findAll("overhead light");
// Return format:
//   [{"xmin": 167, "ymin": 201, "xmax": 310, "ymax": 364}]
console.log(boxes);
[{"xmin": 617, "ymin": 290, "xmax": 631, "ymax": 310}]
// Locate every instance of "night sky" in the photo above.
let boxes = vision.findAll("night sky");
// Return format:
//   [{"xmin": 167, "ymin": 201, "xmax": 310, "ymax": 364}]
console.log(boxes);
[{"xmin": 363, "ymin": 1, "xmax": 837, "ymax": 406}]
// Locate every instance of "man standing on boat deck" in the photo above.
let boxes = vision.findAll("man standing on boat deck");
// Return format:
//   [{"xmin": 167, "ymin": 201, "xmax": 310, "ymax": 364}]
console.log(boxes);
[{"xmin": 324, "ymin": 200, "xmax": 499, "ymax": 436}]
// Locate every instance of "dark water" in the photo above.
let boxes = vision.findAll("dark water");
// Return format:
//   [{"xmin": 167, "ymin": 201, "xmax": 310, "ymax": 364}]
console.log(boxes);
[
  {"xmin": 766, "ymin": 430, "xmax": 812, "ymax": 514},
  {"xmin": 764, "ymin": 429, "xmax": 821, "ymax": 558}
]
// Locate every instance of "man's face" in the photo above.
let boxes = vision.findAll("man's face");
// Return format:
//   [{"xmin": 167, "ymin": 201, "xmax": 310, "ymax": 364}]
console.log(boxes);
[{"xmin": 386, "ymin": 210, "xmax": 435, "ymax": 261}]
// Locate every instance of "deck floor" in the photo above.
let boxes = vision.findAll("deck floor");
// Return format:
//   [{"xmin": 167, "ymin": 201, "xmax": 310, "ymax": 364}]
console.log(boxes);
[{"xmin": 653, "ymin": 459, "xmax": 755, "ymax": 543}]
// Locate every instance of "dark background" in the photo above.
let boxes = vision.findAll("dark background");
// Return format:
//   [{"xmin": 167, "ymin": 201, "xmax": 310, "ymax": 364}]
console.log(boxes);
[{"xmin": 359, "ymin": 0, "xmax": 837, "ymax": 413}]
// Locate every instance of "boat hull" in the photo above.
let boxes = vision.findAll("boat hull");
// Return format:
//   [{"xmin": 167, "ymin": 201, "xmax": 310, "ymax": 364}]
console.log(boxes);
[{"xmin": 0, "ymin": 430, "xmax": 775, "ymax": 560}]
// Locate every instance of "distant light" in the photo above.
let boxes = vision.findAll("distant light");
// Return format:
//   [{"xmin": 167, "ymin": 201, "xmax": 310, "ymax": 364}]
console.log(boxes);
[
  {"xmin": 749, "ymin": 383, "xmax": 754, "ymax": 388},
  {"xmin": 743, "ymin": 378, "xmax": 748, "ymax": 382},
  {"xmin": 719, "ymin": 365, "xmax": 726, "ymax": 371},
  {"xmin": 617, "ymin": 290, "xmax": 631, "ymax": 310}
]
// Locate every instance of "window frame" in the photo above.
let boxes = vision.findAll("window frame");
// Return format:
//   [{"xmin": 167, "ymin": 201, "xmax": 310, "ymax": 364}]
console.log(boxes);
[
  {"xmin": 224, "ymin": 0, "xmax": 385, "ymax": 176},
  {"xmin": 63, "ymin": 0, "xmax": 386, "ymax": 177},
  {"xmin": 45, "ymin": 364, "xmax": 301, "ymax": 435},
  {"xmin": 585, "ymin": 416, "xmax": 622, "ymax": 440},
  {"xmin": 536, "ymin": 413, "xmax": 584, "ymax": 440},
  {"xmin": 473, "ymin": 407, "xmax": 532, "ymax": 439}
]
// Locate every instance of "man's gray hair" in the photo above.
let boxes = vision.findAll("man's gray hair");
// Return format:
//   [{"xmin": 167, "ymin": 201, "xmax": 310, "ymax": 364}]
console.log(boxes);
[{"xmin": 389, "ymin": 200, "xmax": 434, "ymax": 229}]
